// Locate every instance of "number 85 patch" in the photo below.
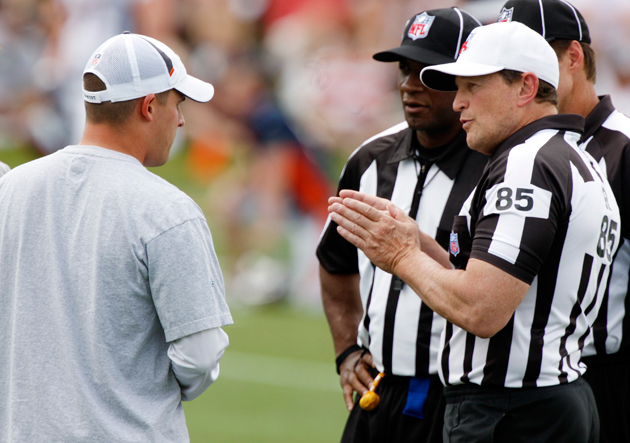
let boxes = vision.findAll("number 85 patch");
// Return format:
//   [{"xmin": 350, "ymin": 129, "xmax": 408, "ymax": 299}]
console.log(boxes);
[{"xmin": 483, "ymin": 183, "xmax": 552, "ymax": 219}]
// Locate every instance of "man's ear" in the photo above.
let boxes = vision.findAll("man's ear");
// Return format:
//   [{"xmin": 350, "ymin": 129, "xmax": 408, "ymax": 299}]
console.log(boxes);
[
  {"xmin": 517, "ymin": 72, "xmax": 539, "ymax": 107},
  {"xmin": 140, "ymin": 94, "xmax": 157, "ymax": 122},
  {"xmin": 564, "ymin": 40, "xmax": 584, "ymax": 75}
]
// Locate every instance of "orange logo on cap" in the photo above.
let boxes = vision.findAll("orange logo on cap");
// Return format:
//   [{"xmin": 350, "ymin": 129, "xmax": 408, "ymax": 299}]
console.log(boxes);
[
  {"xmin": 459, "ymin": 41, "xmax": 469, "ymax": 55},
  {"xmin": 459, "ymin": 29, "xmax": 477, "ymax": 56}
]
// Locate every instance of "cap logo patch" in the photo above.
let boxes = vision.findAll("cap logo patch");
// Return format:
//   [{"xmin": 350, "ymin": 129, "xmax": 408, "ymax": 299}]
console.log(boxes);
[
  {"xmin": 408, "ymin": 13, "xmax": 435, "ymax": 40},
  {"xmin": 91, "ymin": 54, "xmax": 101, "ymax": 66},
  {"xmin": 459, "ymin": 28, "xmax": 477, "ymax": 55},
  {"xmin": 497, "ymin": 7, "xmax": 514, "ymax": 23}
]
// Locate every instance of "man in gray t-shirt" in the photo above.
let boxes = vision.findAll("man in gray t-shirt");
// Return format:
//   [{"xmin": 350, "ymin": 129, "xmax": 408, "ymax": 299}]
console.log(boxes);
[{"xmin": 0, "ymin": 33, "xmax": 232, "ymax": 442}]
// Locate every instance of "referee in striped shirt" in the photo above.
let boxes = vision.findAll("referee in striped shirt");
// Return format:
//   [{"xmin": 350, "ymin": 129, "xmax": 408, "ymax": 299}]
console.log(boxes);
[
  {"xmin": 330, "ymin": 21, "xmax": 619, "ymax": 442},
  {"xmin": 317, "ymin": 8, "xmax": 485, "ymax": 443},
  {"xmin": 498, "ymin": 2, "xmax": 630, "ymax": 441}
]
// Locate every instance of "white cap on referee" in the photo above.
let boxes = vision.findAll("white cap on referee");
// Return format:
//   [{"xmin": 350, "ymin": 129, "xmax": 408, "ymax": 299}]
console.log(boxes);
[{"xmin": 420, "ymin": 21, "xmax": 559, "ymax": 92}]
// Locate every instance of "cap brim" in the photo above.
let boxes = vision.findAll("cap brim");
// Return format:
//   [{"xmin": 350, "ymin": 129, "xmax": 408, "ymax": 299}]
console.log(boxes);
[
  {"xmin": 420, "ymin": 62, "xmax": 504, "ymax": 91},
  {"xmin": 373, "ymin": 45, "xmax": 454, "ymax": 66},
  {"xmin": 175, "ymin": 75, "xmax": 214, "ymax": 102}
]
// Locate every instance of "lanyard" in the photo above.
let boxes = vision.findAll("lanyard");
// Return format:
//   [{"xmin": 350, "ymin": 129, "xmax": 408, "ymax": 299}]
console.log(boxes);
[{"xmin": 391, "ymin": 158, "xmax": 431, "ymax": 291}]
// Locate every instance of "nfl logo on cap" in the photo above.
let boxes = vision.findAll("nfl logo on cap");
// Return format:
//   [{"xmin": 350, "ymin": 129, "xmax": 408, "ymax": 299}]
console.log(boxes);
[
  {"xmin": 458, "ymin": 28, "xmax": 477, "ymax": 55},
  {"xmin": 408, "ymin": 12, "xmax": 435, "ymax": 40},
  {"xmin": 449, "ymin": 232, "xmax": 460, "ymax": 256},
  {"xmin": 91, "ymin": 54, "xmax": 101, "ymax": 66},
  {"xmin": 498, "ymin": 7, "xmax": 514, "ymax": 23}
]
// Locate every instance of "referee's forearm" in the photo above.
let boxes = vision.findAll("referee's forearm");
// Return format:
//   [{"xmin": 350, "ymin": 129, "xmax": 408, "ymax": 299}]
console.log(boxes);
[
  {"xmin": 395, "ymin": 253, "xmax": 529, "ymax": 338},
  {"xmin": 319, "ymin": 265, "xmax": 362, "ymax": 355}
]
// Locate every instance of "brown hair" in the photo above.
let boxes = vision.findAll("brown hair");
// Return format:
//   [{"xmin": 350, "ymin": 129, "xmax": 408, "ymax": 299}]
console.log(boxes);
[
  {"xmin": 498, "ymin": 70, "xmax": 558, "ymax": 108},
  {"xmin": 83, "ymin": 73, "xmax": 171, "ymax": 125},
  {"xmin": 550, "ymin": 39, "xmax": 597, "ymax": 83}
]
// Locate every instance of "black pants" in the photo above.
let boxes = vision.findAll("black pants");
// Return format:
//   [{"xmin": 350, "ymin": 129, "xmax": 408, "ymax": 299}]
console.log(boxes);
[
  {"xmin": 341, "ymin": 374, "xmax": 445, "ymax": 443},
  {"xmin": 582, "ymin": 353, "xmax": 630, "ymax": 443},
  {"xmin": 443, "ymin": 377, "xmax": 599, "ymax": 443}
]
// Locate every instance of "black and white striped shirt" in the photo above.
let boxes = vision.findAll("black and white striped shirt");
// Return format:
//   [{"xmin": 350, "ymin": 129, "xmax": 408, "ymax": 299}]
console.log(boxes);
[
  {"xmin": 580, "ymin": 95, "xmax": 630, "ymax": 361},
  {"xmin": 317, "ymin": 122, "xmax": 487, "ymax": 377},
  {"xmin": 443, "ymin": 114, "xmax": 620, "ymax": 388}
]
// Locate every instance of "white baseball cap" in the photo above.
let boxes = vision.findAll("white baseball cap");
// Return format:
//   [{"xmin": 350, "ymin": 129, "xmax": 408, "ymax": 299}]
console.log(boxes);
[
  {"xmin": 420, "ymin": 21, "xmax": 559, "ymax": 91},
  {"xmin": 83, "ymin": 32, "xmax": 214, "ymax": 104}
]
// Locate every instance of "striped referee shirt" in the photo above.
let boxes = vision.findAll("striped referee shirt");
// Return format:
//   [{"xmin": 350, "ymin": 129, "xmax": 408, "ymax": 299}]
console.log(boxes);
[
  {"xmin": 581, "ymin": 95, "xmax": 630, "ymax": 360},
  {"xmin": 443, "ymin": 114, "xmax": 620, "ymax": 388},
  {"xmin": 317, "ymin": 122, "xmax": 487, "ymax": 377}
]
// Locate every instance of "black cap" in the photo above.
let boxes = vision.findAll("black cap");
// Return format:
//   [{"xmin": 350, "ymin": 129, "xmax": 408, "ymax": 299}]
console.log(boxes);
[
  {"xmin": 498, "ymin": 0, "xmax": 590, "ymax": 44},
  {"xmin": 373, "ymin": 7, "xmax": 481, "ymax": 66}
]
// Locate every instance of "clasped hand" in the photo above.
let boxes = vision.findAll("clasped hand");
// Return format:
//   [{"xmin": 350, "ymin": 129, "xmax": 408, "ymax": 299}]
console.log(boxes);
[{"xmin": 328, "ymin": 190, "xmax": 421, "ymax": 276}]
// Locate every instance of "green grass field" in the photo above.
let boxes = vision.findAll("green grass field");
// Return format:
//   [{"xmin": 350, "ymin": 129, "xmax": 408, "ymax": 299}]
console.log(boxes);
[
  {"xmin": 184, "ymin": 305, "xmax": 348, "ymax": 442},
  {"xmin": 0, "ymin": 145, "xmax": 349, "ymax": 442}
]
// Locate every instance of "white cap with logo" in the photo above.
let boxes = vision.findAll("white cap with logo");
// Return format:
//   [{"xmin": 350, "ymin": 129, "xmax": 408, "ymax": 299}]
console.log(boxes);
[
  {"xmin": 83, "ymin": 32, "xmax": 214, "ymax": 104},
  {"xmin": 420, "ymin": 21, "xmax": 559, "ymax": 92}
]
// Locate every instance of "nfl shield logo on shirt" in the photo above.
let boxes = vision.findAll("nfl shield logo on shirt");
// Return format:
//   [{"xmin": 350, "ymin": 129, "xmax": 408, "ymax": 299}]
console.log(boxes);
[
  {"xmin": 449, "ymin": 232, "xmax": 460, "ymax": 256},
  {"xmin": 497, "ymin": 7, "xmax": 514, "ymax": 23},
  {"xmin": 408, "ymin": 13, "xmax": 435, "ymax": 40}
]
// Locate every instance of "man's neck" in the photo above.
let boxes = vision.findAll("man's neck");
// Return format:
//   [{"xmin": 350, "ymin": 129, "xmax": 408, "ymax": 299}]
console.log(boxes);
[
  {"xmin": 415, "ymin": 123, "xmax": 462, "ymax": 149},
  {"xmin": 517, "ymin": 102, "xmax": 559, "ymax": 132},
  {"xmin": 560, "ymin": 79, "xmax": 599, "ymax": 118},
  {"xmin": 79, "ymin": 122, "xmax": 146, "ymax": 164}
]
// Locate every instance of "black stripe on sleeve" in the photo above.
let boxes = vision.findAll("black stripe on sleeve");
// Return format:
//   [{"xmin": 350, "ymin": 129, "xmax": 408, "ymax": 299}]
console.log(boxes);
[
  {"xmin": 591, "ymin": 242, "xmax": 622, "ymax": 353},
  {"xmin": 558, "ymin": 254, "xmax": 593, "ymax": 384},
  {"xmin": 441, "ymin": 322, "xmax": 453, "ymax": 386},
  {"xmin": 461, "ymin": 332, "xmax": 476, "ymax": 383},
  {"xmin": 415, "ymin": 303, "xmax": 435, "ymax": 375},
  {"xmin": 568, "ymin": 146, "xmax": 595, "ymax": 183},
  {"xmin": 482, "ymin": 317, "xmax": 514, "ymax": 387},
  {"xmin": 382, "ymin": 276, "xmax": 402, "ymax": 373},
  {"xmin": 522, "ymin": 223, "xmax": 569, "ymax": 387},
  {"xmin": 578, "ymin": 263, "xmax": 607, "ymax": 352},
  {"xmin": 382, "ymin": 161, "xmax": 426, "ymax": 373},
  {"xmin": 362, "ymin": 266, "xmax": 377, "ymax": 347}
]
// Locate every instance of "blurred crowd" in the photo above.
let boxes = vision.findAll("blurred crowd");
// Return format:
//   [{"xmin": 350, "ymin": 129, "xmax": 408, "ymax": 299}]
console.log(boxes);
[{"xmin": 1, "ymin": 0, "xmax": 629, "ymax": 310}]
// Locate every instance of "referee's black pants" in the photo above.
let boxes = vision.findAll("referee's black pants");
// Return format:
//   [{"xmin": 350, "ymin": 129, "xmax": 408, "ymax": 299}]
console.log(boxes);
[
  {"xmin": 340, "ymin": 373, "xmax": 444, "ymax": 443},
  {"xmin": 582, "ymin": 352, "xmax": 630, "ymax": 443},
  {"xmin": 443, "ymin": 376, "xmax": 599, "ymax": 443}
]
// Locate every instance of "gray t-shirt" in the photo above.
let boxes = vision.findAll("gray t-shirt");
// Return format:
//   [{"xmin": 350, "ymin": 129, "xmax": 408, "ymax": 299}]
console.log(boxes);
[{"xmin": 0, "ymin": 146, "xmax": 233, "ymax": 442}]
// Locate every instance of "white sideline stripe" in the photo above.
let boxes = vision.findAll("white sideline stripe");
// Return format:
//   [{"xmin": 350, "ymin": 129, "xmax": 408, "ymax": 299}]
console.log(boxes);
[{"xmin": 219, "ymin": 351, "xmax": 340, "ymax": 392}]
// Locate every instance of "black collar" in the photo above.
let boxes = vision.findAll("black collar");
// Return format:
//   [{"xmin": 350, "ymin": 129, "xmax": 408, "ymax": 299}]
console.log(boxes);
[
  {"xmin": 490, "ymin": 114, "xmax": 585, "ymax": 162},
  {"xmin": 387, "ymin": 129, "xmax": 474, "ymax": 180},
  {"xmin": 584, "ymin": 95, "xmax": 615, "ymax": 141}
]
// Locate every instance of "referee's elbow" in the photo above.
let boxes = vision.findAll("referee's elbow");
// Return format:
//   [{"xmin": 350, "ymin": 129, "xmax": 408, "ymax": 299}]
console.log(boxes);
[{"xmin": 455, "ymin": 309, "xmax": 512, "ymax": 339}]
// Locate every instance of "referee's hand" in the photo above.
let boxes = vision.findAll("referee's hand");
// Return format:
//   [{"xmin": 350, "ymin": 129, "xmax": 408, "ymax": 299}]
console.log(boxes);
[
  {"xmin": 329, "ymin": 190, "xmax": 421, "ymax": 277},
  {"xmin": 339, "ymin": 350, "xmax": 375, "ymax": 411}
]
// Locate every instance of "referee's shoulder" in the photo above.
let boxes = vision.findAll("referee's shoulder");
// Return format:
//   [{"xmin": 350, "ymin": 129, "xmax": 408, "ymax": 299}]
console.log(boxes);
[
  {"xmin": 600, "ymin": 109, "xmax": 630, "ymax": 147},
  {"xmin": 347, "ymin": 121, "xmax": 410, "ymax": 164}
]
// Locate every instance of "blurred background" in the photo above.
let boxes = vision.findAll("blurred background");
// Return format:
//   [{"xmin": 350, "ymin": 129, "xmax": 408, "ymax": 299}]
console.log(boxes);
[{"xmin": 0, "ymin": 0, "xmax": 629, "ymax": 441}]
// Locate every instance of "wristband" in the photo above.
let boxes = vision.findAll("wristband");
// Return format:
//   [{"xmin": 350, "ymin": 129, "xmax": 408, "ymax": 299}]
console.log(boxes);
[{"xmin": 336, "ymin": 344, "xmax": 363, "ymax": 374}]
